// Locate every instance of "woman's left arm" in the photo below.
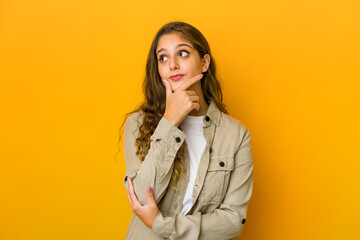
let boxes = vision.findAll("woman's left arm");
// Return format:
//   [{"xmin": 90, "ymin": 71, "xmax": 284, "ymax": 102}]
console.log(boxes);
[{"xmin": 128, "ymin": 129, "xmax": 254, "ymax": 239}]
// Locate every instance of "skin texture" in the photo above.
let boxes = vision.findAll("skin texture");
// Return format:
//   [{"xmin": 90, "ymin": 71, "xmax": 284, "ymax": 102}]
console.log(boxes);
[{"xmin": 126, "ymin": 32, "xmax": 211, "ymax": 229}]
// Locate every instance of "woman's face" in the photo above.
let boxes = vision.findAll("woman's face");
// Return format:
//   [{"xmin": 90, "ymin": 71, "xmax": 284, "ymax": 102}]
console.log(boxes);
[{"xmin": 156, "ymin": 32, "xmax": 209, "ymax": 92}]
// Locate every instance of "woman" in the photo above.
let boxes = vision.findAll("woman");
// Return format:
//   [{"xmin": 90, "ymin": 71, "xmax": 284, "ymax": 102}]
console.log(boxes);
[{"xmin": 118, "ymin": 21, "xmax": 254, "ymax": 239}]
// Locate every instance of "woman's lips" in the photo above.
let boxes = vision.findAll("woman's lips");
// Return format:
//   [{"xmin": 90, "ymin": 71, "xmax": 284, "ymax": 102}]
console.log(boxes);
[{"xmin": 170, "ymin": 75, "xmax": 184, "ymax": 81}]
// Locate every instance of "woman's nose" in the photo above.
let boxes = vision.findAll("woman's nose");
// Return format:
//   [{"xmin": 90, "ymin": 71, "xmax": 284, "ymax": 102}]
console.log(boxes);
[{"xmin": 169, "ymin": 57, "xmax": 179, "ymax": 70}]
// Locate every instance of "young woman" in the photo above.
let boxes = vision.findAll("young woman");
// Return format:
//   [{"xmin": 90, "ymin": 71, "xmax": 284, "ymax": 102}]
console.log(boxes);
[{"xmin": 118, "ymin": 21, "xmax": 254, "ymax": 239}]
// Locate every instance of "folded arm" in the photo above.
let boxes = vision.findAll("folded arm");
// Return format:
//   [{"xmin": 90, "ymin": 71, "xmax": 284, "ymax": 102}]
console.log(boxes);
[
  {"xmin": 150, "ymin": 129, "xmax": 254, "ymax": 240},
  {"xmin": 123, "ymin": 112, "xmax": 186, "ymax": 205}
]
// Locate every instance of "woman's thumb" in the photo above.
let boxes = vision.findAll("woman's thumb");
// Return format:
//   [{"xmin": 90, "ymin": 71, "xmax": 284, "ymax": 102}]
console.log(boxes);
[{"xmin": 146, "ymin": 186, "xmax": 156, "ymax": 205}]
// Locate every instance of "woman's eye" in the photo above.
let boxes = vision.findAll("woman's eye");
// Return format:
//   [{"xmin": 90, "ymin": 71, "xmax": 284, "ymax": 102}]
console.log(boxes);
[
  {"xmin": 179, "ymin": 50, "xmax": 189, "ymax": 57},
  {"xmin": 158, "ymin": 50, "xmax": 189, "ymax": 62},
  {"xmin": 159, "ymin": 56, "xmax": 167, "ymax": 62}
]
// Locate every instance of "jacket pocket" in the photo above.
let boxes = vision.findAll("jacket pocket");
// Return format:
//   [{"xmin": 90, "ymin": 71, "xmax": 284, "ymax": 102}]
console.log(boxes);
[{"xmin": 198, "ymin": 157, "xmax": 235, "ymax": 205}]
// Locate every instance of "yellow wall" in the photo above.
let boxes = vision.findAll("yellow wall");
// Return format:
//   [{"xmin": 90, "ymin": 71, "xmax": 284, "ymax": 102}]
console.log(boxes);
[{"xmin": 1, "ymin": 0, "xmax": 359, "ymax": 239}]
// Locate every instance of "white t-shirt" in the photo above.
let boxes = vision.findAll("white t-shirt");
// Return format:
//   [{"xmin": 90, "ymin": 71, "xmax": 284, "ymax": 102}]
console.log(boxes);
[{"xmin": 179, "ymin": 114, "xmax": 206, "ymax": 215}]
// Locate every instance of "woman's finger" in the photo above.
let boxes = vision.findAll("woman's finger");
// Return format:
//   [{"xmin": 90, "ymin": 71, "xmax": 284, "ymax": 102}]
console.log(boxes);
[
  {"xmin": 188, "ymin": 95, "xmax": 199, "ymax": 102},
  {"xmin": 128, "ymin": 178, "xmax": 143, "ymax": 208},
  {"xmin": 177, "ymin": 74, "xmax": 203, "ymax": 91},
  {"xmin": 127, "ymin": 179, "xmax": 136, "ymax": 206},
  {"xmin": 127, "ymin": 181, "xmax": 133, "ymax": 208},
  {"xmin": 146, "ymin": 186, "xmax": 157, "ymax": 207},
  {"xmin": 126, "ymin": 190, "xmax": 133, "ymax": 207},
  {"xmin": 191, "ymin": 102, "xmax": 200, "ymax": 111},
  {"xmin": 185, "ymin": 90, "xmax": 197, "ymax": 96}
]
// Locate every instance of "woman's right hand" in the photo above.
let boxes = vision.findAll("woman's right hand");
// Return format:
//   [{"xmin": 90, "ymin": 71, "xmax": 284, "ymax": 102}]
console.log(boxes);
[{"xmin": 162, "ymin": 74, "xmax": 203, "ymax": 127}]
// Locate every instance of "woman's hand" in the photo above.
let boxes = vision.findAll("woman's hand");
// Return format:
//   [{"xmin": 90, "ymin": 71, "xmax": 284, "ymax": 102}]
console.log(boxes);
[
  {"xmin": 126, "ymin": 178, "xmax": 159, "ymax": 229},
  {"xmin": 162, "ymin": 74, "xmax": 203, "ymax": 127}
]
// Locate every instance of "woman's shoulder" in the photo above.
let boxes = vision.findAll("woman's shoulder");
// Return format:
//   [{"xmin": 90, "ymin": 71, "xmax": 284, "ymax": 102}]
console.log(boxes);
[
  {"xmin": 218, "ymin": 113, "xmax": 252, "ymax": 156},
  {"xmin": 220, "ymin": 112, "xmax": 250, "ymax": 134},
  {"xmin": 127, "ymin": 110, "xmax": 144, "ymax": 122},
  {"xmin": 124, "ymin": 110, "xmax": 145, "ymax": 131}
]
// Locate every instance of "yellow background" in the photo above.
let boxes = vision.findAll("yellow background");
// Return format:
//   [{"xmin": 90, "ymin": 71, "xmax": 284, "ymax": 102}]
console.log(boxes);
[{"xmin": 1, "ymin": 0, "xmax": 359, "ymax": 239}]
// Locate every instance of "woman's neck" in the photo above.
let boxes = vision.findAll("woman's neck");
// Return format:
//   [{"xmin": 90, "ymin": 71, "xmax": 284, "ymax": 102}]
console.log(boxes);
[
  {"xmin": 188, "ymin": 95, "xmax": 209, "ymax": 116},
  {"xmin": 187, "ymin": 80, "xmax": 209, "ymax": 116}
]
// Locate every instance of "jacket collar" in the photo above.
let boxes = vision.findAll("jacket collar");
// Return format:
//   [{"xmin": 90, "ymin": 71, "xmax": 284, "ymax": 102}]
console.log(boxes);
[{"xmin": 204, "ymin": 100, "xmax": 221, "ymax": 127}]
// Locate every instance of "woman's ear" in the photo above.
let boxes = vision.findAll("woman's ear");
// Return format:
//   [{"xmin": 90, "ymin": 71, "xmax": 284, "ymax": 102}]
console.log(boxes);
[{"xmin": 201, "ymin": 54, "xmax": 211, "ymax": 73}]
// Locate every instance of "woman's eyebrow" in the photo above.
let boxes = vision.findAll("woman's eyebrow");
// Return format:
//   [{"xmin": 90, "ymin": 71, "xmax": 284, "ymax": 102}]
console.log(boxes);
[{"xmin": 156, "ymin": 43, "xmax": 192, "ymax": 55}]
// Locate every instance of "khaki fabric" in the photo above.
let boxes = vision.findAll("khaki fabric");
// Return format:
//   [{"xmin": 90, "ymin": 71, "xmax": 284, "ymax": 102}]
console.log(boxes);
[{"xmin": 123, "ymin": 100, "xmax": 254, "ymax": 240}]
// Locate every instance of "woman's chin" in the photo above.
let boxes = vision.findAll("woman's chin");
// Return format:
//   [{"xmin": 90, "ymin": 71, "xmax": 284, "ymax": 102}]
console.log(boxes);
[{"xmin": 170, "ymin": 82, "xmax": 181, "ymax": 92}]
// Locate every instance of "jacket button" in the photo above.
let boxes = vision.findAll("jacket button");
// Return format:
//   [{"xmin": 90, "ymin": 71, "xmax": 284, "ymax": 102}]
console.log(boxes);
[
  {"xmin": 175, "ymin": 137, "xmax": 181, "ymax": 143},
  {"xmin": 205, "ymin": 116, "xmax": 210, "ymax": 122},
  {"xmin": 219, "ymin": 161, "xmax": 225, "ymax": 167},
  {"xmin": 241, "ymin": 218, "xmax": 246, "ymax": 224},
  {"xmin": 209, "ymin": 147, "xmax": 213, "ymax": 153}
]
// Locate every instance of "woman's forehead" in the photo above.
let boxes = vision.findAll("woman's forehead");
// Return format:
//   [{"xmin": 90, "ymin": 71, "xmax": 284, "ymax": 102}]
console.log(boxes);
[{"xmin": 156, "ymin": 33, "xmax": 192, "ymax": 52}]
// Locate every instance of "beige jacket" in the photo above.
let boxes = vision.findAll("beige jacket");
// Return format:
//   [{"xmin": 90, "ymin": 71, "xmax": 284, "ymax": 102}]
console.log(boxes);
[{"xmin": 123, "ymin": 100, "xmax": 254, "ymax": 240}]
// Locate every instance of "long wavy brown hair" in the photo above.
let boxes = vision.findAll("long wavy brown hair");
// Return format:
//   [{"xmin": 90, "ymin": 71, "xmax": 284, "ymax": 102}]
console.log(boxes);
[{"xmin": 115, "ymin": 21, "xmax": 228, "ymax": 190}]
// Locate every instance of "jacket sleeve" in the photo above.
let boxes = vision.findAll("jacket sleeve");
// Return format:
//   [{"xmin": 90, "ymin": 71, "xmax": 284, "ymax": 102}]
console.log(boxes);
[
  {"xmin": 150, "ymin": 129, "xmax": 254, "ymax": 240},
  {"xmin": 123, "ymin": 112, "xmax": 186, "ymax": 205}
]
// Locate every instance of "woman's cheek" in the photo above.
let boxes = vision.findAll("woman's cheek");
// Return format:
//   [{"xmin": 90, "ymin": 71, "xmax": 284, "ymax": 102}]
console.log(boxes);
[{"xmin": 158, "ymin": 66, "xmax": 166, "ymax": 80}]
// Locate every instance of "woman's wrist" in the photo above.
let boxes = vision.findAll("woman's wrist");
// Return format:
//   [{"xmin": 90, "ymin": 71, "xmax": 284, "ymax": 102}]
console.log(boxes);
[{"xmin": 163, "ymin": 114, "xmax": 179, "ymax": 127}]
